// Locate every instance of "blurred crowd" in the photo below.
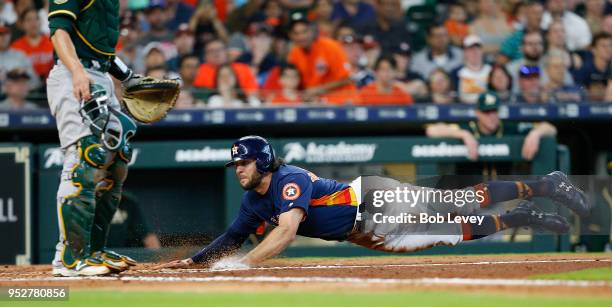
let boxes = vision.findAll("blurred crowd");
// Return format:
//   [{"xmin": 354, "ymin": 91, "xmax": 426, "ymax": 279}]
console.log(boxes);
[{"xmin": 1, "ymin": 0, "xmax": 612, "ymax": 110}]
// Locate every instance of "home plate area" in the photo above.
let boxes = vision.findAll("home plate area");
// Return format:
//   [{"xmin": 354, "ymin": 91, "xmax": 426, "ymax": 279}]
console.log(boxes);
[{"xmin": 1, "ymin": 254, "xmax": 611, "ymax": 296}]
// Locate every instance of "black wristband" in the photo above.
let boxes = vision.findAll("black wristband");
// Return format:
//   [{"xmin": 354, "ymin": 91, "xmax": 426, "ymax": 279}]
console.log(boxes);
[{"xmin": 109, "ymin": 56, "xmax": 133, "ymax": 82}]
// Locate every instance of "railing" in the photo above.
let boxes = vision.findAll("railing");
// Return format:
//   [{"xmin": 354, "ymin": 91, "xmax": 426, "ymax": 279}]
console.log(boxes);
[{"xmin": 1, "ymin": 102, "xmax": 610, "ymax": 129}]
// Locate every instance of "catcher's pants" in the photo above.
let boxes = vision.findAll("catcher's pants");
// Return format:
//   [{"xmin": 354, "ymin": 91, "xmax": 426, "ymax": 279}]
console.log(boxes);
[
  {"xmin": 46, "ymin": 60, "xmax": 120, "ymax": 149},
  {"xmin": 348, "ymin": 176, "xmax": 481, "ymax": 253}
]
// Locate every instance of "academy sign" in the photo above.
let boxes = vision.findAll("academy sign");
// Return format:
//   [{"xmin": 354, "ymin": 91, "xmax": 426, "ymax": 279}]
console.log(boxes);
[{"xmin": 283, "ymin": 141, "xmax": 377, "ymax": 163}]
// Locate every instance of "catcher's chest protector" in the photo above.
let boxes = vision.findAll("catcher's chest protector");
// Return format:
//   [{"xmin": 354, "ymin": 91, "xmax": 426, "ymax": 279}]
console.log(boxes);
[{"xmin": 75, "ymin": 0, "xmax": 120, "ymax": 55}]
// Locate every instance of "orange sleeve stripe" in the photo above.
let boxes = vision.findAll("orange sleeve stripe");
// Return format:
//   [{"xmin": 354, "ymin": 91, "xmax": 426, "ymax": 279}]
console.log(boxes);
[{"xmin": 310, "ymin": 188, "xmax": 358, "ymax": 207}]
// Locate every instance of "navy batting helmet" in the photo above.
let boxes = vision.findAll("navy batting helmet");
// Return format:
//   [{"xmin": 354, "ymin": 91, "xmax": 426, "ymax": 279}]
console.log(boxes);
[{"xmin": 225, "ymin": 136, "xmax": 275, "ymax": 173}]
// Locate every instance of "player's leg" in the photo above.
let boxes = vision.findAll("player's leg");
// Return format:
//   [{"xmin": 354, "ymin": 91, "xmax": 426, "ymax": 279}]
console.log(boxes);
[
  {"xmin": 90, "ymin": 146, "xmax": 137, "ymax": 271},
  {"xmin": 460, "ymin": 200, "xmax": 570, "ymax": 241},
  {"xmin": 48, "ymin": 65, "xmax": 119, "ymax": 276},
  {"xmin": 52, "ymin": 135, "xmax": 123, "ymax": 276},
  {"xmin": 89, "ymin": 72, "xmax": 138, "ymax": 270},
  {"xmin": 475, "ymin": 172, "xmax": 589, "ymax": 217}
]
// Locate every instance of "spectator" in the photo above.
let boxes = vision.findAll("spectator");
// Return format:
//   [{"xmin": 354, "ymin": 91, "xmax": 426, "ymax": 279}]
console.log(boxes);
[
  {"xmin": 259, "ymin": 0, "xmax": 284, "ymax": 27},
  {"xmin": 137, "ymin": 0, "xmax": 174, "ymax": 47},
  {"xmin": 189, "ymin": 0, "xmax": 229, "ymax": 56},
  {"xmin": 451, "ymin": 35, "xmax": 491, "ymax": 104},
  {"xmin": 514, "ymin": 65, "xmax": 543, "ymax": 103},
  {"xmin": 178, "ymin": 54, "xmax": 200, "ymax": 90},
  {"xmin": 227, "ymin": 32, "xmax": 249, "ymax": 63},
  {"xmin": 116, "ymin": 11, "xmax": 141, "ymax": 71},
  {"xmin": 603, "ymin": 14, "xmax": 612, "ymax": 36},
  {"xmin": 426, "ymin": 68, "xmax": 455, "ymax": 104},
  {"xmin": 339, "ymin": 33, "xmax": 374, "ymax": 88},
  {"xmin": 142, "ymin": 43, "xmax": 167, "ymax": 73},
  {"xmin": 358, "ymin": 55, "xmax": 413, "ymax": 105},
  {"xmin": 193, "ymin": 39, "xmax": 258, "ymax": 94},
  {"xmin": 173, "ymin": 54, "xmax": 200, "ymax": 109},
  {"xmin": 391, "ymin": 42, "xmax": 428, "ymax": 100},
  {"xmin": 165, "ymin": 0, "xmax": 195, "ymax": 32},
  {"xmin": 207, "ymin": 64, "xmax": 261, "ymax": 107},
  {"xmin": 541, "ymin": 50, "xmax": 584, "ymax": 103},
  {"xmin": 506, "ymin": 30, "xmax": 544, "ymax": 93},
  {"xmin": 541, "ymin": 0, "xmax": 592, "ymax": 51},
  {"xmin": 7, "ymin": 0, "xmax": 35, "ymax": 41},
  {"xmin": 545, "ymin": 20, "xmax": 581, "ymax": 71},
  {"xmin": 364, "ymin": 0, "xmax": 410, "ymax": 55},
  {"xmin": 227, "ymin": 0, "xmax": 265, "ymax": 33},
  {"xmin": 308, "ymin": 0, "xmax": 335, "ymax": 37},
  {"xmin": 268, "ymin": 64, "xmax": 303, "ymax": 104},
  {"xmin": 500, "ymin": 0, "xmax": 544, "ymax": 63},
  {"xmin": 444, "ymin": 2, "xmax": 469, "ymax": 48},
  {"xmin": 236, "ymin": 22, "xmax": 279, "ymax": 86},
  {"xmin": 468, "ymin": 0, "xmax": 512, "ymax": 60},
  {"xmin": 286, "ymin": 13, "xmax": 357, "ymax": 104},
  {"xmin": 573, "ymin": 33, "xmax": 612, "ymax": 101},
  {"xmin": 410, "ymin": 23, "xmax": 463, "ymax": 79},
  {"xmin": 0, "ymin": 21, "xmax": 39, "ymax": 90},
  {"xmin": 487, "ymin": 64, "xmax": 513, "ymax": 102},
  {"xmin": 10, "ymin": 8, "xmax": 53, "ymax": 80},
  {"xmin": 0, "ymin": 0, "xmax": 16, "ymax": 25},
  {"xmin": 0, "ymin": 68, "xmax": 38, "ymax": 110},
  {"xmin": 426, "ymin": 92, "xmax": 557, "ymax": 161},
  {"xmin": 582, "ymin": 0, "xmax": 606, "ymax": 36},
  {"xmin": 331, "ymin": 0, "xmax": 376, "ymax": 32},
  {"xmin": 167, "ymin": 23, "xmax": 196, "ymax": 72}
]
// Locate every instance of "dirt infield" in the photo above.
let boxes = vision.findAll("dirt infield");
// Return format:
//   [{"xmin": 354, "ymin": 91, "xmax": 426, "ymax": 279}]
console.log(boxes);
[{"xmin": 1, "ymin": 254, "xmax": 611, "ymax": 297}]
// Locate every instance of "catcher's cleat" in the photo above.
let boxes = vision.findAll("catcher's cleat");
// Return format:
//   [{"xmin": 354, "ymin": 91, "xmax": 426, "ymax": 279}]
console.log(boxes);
[
  {"xmin": 542, "ymin": 171, "xmax": 590, "ymax": 218},
  {"xmin": 95, "ymin": 251, "xmax": 128, "ymax": 272},
  {"xmin": 506, "ymin": 200, "xmax": 570, "ymax": 233},
  {"xmin": 60, "ymin": 255, "xmax": 117, "ymax": 276},
  {"xmin": 101, "ymin": 250, "xmax": 137, "ymax": 269},
  {"xmin": 52, "ymin": 266, "xmax": 78, "ymax": 277}
]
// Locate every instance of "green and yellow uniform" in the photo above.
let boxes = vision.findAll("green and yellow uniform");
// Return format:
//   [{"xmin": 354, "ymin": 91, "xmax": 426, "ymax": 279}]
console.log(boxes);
[{"xmin": 48, "ymin": 0, "xmax": 120, "ymax": 66}]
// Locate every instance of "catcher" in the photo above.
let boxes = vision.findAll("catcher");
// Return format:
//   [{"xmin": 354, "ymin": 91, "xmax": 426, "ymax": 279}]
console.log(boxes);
[
  {"xmin": 47, "ymin": 0, "xmax": 178, "ymax": 277},
  {"xmin": 158, "ymin": 136, "xmax": 590, "ymax": 269}
]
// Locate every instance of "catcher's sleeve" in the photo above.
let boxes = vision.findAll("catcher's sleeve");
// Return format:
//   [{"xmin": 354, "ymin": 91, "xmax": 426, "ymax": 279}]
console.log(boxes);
[{"xmin": 190, "ymin": 229, "xmax": 249, "ymax": 264}]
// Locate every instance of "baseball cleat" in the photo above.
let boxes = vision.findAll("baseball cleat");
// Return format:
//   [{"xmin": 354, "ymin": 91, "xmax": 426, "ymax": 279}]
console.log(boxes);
[
  {"xmin": 542, "ymin": 171, "xmax": 590, "ymax": 218},
  {"xmin": 52, "ymin": 266, "xmax": 78, "ymax": 277},
  {"xmin": 74, "ymin": 256, "xmax": 113, "ymax": 276},
  {"xmin": 103, "ymin": 250, "xmax": 137, "ymax": 267},
  {"xmin": 508, "ymin": 200, "xmax": 570, "ymax": 233},
  {"xmin": 96, "ymin": 251, "xmax": 128, "ymax": 272}
]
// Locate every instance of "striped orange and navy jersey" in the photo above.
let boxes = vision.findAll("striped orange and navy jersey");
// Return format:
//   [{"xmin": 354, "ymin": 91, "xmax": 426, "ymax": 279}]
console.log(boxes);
[{"xmin": 230, "ymin": 164, "xmax": 358, "ymax": 241}]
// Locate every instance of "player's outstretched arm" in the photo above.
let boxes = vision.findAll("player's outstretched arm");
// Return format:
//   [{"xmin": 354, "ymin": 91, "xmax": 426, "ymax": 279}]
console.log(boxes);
[
  {"xmin": 153, "ymin": 229, "xmax": 249, "ymax": 269},
  {"xmin": 240, "ymin": 208, "xmax": 304, "ymax": 266}
]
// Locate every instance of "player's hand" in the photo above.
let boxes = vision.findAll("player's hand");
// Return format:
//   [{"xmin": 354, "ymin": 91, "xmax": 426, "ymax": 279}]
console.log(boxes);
[
  {"xmin": 153, "ymin": 258, "xmax": 193, "ymax": 269},
  {"xmin": 522, "ymin": 131, "xmax": 541, "ymax": 161},
  {"xmin": 461, "ymin": 133, "xmax": 479, "ymax": 161},
  {"xmin": 73, "ymin": 69, "xmax": 92, "ymax": 101}
]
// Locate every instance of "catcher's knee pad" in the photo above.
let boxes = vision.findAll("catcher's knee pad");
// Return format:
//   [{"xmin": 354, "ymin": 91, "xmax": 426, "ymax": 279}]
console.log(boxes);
[
  {"xmin": 57, "ymin": 136, "xmax": 111, "ymax": 267},
  {"xmin": 91, "ymin": 158, "xmax": 129, "ymax": 252}
]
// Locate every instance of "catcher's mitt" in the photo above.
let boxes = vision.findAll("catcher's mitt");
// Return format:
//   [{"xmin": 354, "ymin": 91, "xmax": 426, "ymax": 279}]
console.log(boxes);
[{"xmin": 121, "ymin": 75, "xmax": 180, "ymax": 123}]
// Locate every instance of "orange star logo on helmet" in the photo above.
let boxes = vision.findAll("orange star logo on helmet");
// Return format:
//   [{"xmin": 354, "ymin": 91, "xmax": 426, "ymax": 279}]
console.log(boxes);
[
  {"xmin": 232, "ymin": 145, "xmax": 239, "ymax": 155},
  {"xmin": 282, "ymin": 183, "xmax": 301, "ymax": 201}
]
